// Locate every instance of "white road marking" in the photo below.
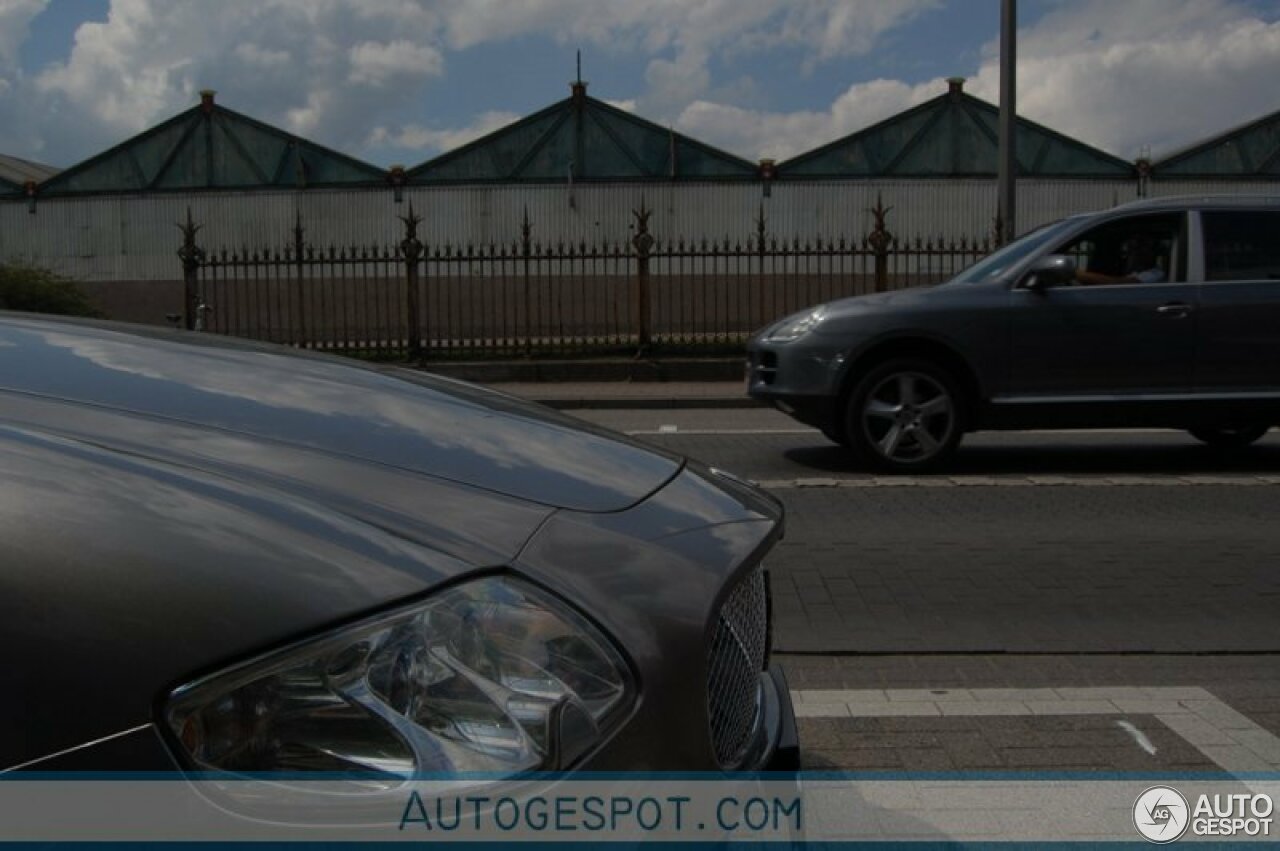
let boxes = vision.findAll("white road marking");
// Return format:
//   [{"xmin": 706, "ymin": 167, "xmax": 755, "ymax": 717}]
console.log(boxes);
[
  {"xmin": 626, "ymin": 428, "xmax": 814, "ymax": 435},
  {"xmin": 1117, "ymin": 720, "xmax": 1158, "ymax": 756},
  {"xmin": 624, "ymin": 426, "xmax": 1196, "ymax": 437},
  {"xmin": 791, "ymin": 687, "xmax": 1280, "ymax": 773},
  {"xmin": 758, "ymin": 475, "xmax": 1280, "ymax": 489}
]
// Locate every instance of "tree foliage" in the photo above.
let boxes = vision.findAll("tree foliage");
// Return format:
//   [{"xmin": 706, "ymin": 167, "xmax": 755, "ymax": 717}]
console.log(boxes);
[{"xmin": 0, "ymin": 263, "xmax": 102, "ymax": 317}]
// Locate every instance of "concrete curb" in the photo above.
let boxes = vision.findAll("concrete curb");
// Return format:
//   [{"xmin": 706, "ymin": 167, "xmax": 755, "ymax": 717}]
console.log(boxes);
[
  {"xmin": 420, "ymin": 357, "xmax": 745, "ymax": 384},
  {"xmin": 531, "ymin": 396, "xmax": 765, "ymax": 410}
]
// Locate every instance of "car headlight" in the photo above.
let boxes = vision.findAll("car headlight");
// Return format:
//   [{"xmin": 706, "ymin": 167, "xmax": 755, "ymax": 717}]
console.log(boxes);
[
  {"xmin": 165, "ymin": 576, "xmax": 634, "ymax": 779},
  {"xmin": 764, "ymin": 305, "xmax": 827, "ymax": 342}
]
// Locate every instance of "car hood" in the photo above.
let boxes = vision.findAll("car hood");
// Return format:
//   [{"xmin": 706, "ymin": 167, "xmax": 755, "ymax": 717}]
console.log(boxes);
[
  {"xmin": 824, "ymin": 285, "xmax": 936, "ymax": 314},
  {"xmin": 0, "ymin": 315, "xmax": 703, "ymax": 768},
  {"xmin": 0, "ymin": 316, "xmax": 682, "ymax": 513}
]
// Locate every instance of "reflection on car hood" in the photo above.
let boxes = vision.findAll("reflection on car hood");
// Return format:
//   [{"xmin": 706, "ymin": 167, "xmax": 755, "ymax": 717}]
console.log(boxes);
[{"xmin": 0, "ymin": 316, "xmax": 682, "ymax": 513}]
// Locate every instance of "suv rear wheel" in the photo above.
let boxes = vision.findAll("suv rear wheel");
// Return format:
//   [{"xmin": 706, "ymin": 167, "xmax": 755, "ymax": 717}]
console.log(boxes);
[
  {"xmin": 1188, "ymin": 424, "xmax": 1269, "ymax": 449},
  {"xmin": 844, "ymin": 358, "xmax": 964, "ymax": 473}
]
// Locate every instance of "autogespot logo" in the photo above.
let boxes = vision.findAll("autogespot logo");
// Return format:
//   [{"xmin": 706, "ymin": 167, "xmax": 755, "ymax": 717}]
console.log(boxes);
[{"xmin": 1134, "ymin": 786, "xmax": 1190, "ymax": 843}]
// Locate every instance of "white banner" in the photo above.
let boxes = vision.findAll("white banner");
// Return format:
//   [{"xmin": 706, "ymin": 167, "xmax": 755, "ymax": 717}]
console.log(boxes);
[{"xmin": 0, "ymin": 775, "xmax": 1277, "ymax": 843}]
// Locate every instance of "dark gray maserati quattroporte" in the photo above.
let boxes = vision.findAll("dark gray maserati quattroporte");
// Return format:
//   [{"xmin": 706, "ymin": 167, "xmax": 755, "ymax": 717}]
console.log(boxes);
[{"xmin": 0, "ymin": 314, "xmax": 796, "ymax": 775}]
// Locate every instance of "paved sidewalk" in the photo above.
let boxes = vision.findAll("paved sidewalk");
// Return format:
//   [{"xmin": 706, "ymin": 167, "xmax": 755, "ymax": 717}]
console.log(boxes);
[
  {"xmin": 780, "ymin": 654, "xmax": 1280, "ymax": 773},
  {"xmin": 485, "ymin": 380, "xmax": 757, "ymax": 409}
]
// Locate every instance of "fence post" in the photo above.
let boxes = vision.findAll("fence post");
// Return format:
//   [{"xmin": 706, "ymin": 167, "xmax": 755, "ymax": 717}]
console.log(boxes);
[
  {"xmin": 292, "ymin": 211, "xmax": 307, "ymax": 345},
  {"xmin": 631, "ymin": 199, "xmax": 654, "ymax": 353},
  {"xmin": 176, "ymin": 207, "xmax": 206, "ymax": 330},
  {"xmin": 867, "ymin": 194, "xmax": 893, "ymax": 293},
  {"xmin": 521, "ymin": 208, "xmax": 532, "ymax": 357},
  {"xmin": 398, "ymin": 203, "xmax": 424, "ymax": 360},
  {"xmin": 754, "ymin": 204, "xmax": 767, "ymax": 327}
]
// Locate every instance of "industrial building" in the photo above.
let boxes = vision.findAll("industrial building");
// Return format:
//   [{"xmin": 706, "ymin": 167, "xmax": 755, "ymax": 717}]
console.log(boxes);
[{"xmin": 1, "ymin": 79, "xmax": 1277, "ymax": 324}]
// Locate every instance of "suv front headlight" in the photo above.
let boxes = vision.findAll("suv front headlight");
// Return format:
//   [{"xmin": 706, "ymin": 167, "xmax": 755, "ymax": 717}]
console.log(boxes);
[
  {"xmin": 765, "ymin": 305, "xmax": 827, "ymax": 342},
  {"xmin": 165, "ymin": 576, "xmax": 634, "ymax": 780}
]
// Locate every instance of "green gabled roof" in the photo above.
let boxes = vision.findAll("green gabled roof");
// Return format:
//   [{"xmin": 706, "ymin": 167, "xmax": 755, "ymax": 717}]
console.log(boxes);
[
  {"xmin": 407, "ymin": 84, "xmax": 757, "ymax": 183},
  {"xmin": 1152, "ymin": 106, "xmax": 1280, "ymax": 178},
  {"xmin": 778, "ymin": 80, "xmax": 1134, "ymax": 179},
  {"xmin": 0, "ymin": 153, "xmax": 58, "ymax": 198},
  {"xmin": 38, "ymin": 94, "xmax": 385, "ymax": 196}
]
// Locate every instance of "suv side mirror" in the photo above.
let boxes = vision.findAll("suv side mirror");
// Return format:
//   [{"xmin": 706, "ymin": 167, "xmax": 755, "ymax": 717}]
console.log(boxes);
[{"xmin": 1021, "ymin": 254, "xmax": 1077, "ymax": 291}]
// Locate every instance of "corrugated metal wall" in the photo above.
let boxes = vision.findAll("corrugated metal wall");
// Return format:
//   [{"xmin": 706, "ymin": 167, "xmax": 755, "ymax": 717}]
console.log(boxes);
[
  {"xmin": 762, "ymin": 179, "xmax": 1137, "ymax": 243},
  {"xmin": 1146, "ymin": 179, "xmax": 1280, "ymax": 198},
  {"xmin": 0, "ymin": 177, "xmax": 1213, "ymax": 283}
]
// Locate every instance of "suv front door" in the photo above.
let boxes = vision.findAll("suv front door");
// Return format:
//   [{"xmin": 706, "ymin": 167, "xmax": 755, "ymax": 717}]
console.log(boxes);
[{"xmin": 1005, "ymin": 212, "xmax": 1195, "ymax": 397}]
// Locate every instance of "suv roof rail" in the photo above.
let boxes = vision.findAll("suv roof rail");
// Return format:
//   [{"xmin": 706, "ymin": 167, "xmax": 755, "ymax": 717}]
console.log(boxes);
[{"xmin": 1111, "ymin": 194, "xmax": 1280, "ymax": 212}]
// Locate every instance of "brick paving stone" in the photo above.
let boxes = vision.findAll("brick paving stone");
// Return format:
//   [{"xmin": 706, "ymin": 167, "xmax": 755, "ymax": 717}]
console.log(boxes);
[
  {"xmin": 941, "ymin": 734, "xmax": 1006, "ymax": 769},
  {"xmin": 1225, "ymin": 727, "xmax": 1280, "ymax": 764},
  {"xmin": 940, "ymin": 702, "xmax": 1029, "ymax": 716},
  {"xmin": 1195, "ymin": 745, "xmax": 1274, "ymax": 772},
  {"xmin": 830, "ymin": 748, "xmax": 905, "ymax": 769},
  {"xmin": 759, "ymin": 485, "xmax": 1280, "ymax": 653},
  {"xmin": 1026, "ymin": 700, "xmax": 1122, "ymax": 715},
  {"xmin": 897, "ymin": 747, "xmax": 956, "ymax": 770},
  {"xmin": 997, "ymin": 748, "xmax": 1108, "ymax": 769}
]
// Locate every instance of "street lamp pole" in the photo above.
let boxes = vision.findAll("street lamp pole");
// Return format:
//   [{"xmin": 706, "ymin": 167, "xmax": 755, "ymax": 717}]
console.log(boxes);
[{"xmin": 998, "ymin": 0, "xmax": 1017, "ymax": 244}]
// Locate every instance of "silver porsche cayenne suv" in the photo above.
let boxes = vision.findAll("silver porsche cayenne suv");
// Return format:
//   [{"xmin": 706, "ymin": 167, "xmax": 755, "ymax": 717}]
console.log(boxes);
[{"xmin": 748, "ymin": 196, "xmax": 1280, "ymax": 472}]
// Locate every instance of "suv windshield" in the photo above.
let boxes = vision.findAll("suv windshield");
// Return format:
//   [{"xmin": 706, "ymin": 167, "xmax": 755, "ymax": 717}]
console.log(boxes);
[{"xmin": 949, "ymin": 218, "xmax": 1080, "ymax": 284}]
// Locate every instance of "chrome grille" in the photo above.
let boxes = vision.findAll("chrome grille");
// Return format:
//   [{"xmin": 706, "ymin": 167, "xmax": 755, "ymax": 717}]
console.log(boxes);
[{"xmin": 706, "ymin": 566, "xmax": 769, "ymax": 767}]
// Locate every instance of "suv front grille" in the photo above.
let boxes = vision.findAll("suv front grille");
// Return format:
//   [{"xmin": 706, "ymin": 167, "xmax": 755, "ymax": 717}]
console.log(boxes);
[{"xmin": 706, "ymin": 566, "xmax": 769, "ymax": 767}]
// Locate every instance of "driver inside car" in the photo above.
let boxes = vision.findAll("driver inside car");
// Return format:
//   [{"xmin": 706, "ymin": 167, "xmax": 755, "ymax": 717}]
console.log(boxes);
[{"xmin": 1075, "ymin": 235, "xmax": 1165, "ymax": 285}]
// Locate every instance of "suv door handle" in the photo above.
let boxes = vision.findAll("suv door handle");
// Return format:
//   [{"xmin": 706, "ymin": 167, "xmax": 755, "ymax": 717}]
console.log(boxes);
[{"xmin": 1156, "ymin": 302, "xmax": 1193, "ymax": 318}]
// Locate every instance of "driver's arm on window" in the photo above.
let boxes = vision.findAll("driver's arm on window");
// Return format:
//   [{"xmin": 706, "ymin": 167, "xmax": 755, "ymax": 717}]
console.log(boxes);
[
  {"xmin": 1075, "ymin": 267, "xmax": 1165, "ymax": 286},
  {"xmin": 1075, "ymin": 268, "xmax": 1134, "ymax": 286}
]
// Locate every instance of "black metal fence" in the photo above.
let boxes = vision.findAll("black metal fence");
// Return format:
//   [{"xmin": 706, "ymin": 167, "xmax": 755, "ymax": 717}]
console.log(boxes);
[{"xmin": 180, "ymin": 199, "xmax": 994, "ymax": 358}]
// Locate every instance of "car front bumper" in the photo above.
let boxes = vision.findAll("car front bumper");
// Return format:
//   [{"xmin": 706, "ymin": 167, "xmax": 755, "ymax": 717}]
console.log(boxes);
[{"xmin": 746, "ymin": 339, "xmax": 848, "ymax": 434}]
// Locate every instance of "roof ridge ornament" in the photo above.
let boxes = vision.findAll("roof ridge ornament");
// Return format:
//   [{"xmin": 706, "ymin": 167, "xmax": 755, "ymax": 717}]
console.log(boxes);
[{"xmin": 571, "ymin": 50, "xmax": 587, "ymax": 103}]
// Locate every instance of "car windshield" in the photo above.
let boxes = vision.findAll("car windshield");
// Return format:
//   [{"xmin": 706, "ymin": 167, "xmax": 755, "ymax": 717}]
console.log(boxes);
[{"xmin": 948, "ymin": 218, "xmax": 1080, "ymax": 284}]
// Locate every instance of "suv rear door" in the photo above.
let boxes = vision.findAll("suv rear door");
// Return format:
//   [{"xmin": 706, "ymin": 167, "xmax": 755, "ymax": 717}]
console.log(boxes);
[{"xmin": 1193, "ymin": 208, "xmax": 1280, "ymax": 393}]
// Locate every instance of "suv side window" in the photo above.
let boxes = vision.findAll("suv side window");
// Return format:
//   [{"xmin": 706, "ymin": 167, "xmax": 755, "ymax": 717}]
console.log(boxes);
[
  {"xmin": 1052, "ymin": 212, "xmax": 1185, "ymax": 286},
  {"xmin": 1202, "ymin": 211, "xmax": 1280, "ymax": 282}
]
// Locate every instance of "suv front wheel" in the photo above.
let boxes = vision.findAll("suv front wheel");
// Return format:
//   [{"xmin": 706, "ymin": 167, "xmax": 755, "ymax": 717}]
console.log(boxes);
[{"xmin": 844, "ymin": 358, "xmax": 964, "ymax": 473}]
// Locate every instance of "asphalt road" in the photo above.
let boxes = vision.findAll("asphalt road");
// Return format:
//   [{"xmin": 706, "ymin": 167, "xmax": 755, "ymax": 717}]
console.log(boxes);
[
  {"xmin": 564, "ymin": 408, "xmax": 1280, "ymax": 782},
  {"xmin": 573, "ymin": 408, "xmax": 1280, "ymax": 654}
]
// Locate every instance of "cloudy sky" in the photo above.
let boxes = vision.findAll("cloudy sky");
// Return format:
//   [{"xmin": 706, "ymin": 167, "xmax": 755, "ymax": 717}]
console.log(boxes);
[{"xmin": 1, "ymin": 0, "xmax": 1278, "ymax": 170}]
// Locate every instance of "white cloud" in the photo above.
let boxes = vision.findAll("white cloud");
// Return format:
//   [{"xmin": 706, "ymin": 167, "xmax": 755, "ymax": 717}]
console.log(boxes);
[
  {"xmin": 0, "ymin": 0, "xmax": 47, "ymax": 70},
  {"xmin": 367, "ymin": 110, "xmax": 522, "ymax": 157},
  {"xmin": 25, "ymin": 0, "xmax": 446, "ymax": 157},
  {"xmin": 677, "ymin": 0, "xmax": 1280, "ymax": 162},
  {"xmin": 678, "ymin": 77, "xmax": 939, "ymax": 161},
  {"xmin": 348, "ymin": 39, "xmax": 443, "ymax": 87},
  {"xmin": 435, "ymin": 0, "xmax": 938, "ymax": 114},
  {"xmin": 965, "ymin": 0, "xmax": 1280, "ymax": 159},
  {"xmin": 3, "ymin": 0, "xmax": 1275, "ymax": 172},
  {"xmin": 232, "ymin": 43, "xmax": 291, "ymax": 69},
  {"xmin": 604, "ymin": 98, "xmax": 637, "ymax": 113},
  {"xmin": 2, "ymin": 0, "xmax": 939, "ymax": 166}
]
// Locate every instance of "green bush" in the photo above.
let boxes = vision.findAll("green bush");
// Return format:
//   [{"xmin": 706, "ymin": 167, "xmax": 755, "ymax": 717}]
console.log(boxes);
[{"xmin": 0, "ymin": 263, "xmax": 102, "ymax": 317}]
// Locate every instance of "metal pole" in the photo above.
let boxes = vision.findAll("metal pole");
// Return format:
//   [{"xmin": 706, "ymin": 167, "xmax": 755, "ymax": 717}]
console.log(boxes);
[{"xmin": 998, "ymin": 0, "xmax": 1017, "ymax": 244}]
